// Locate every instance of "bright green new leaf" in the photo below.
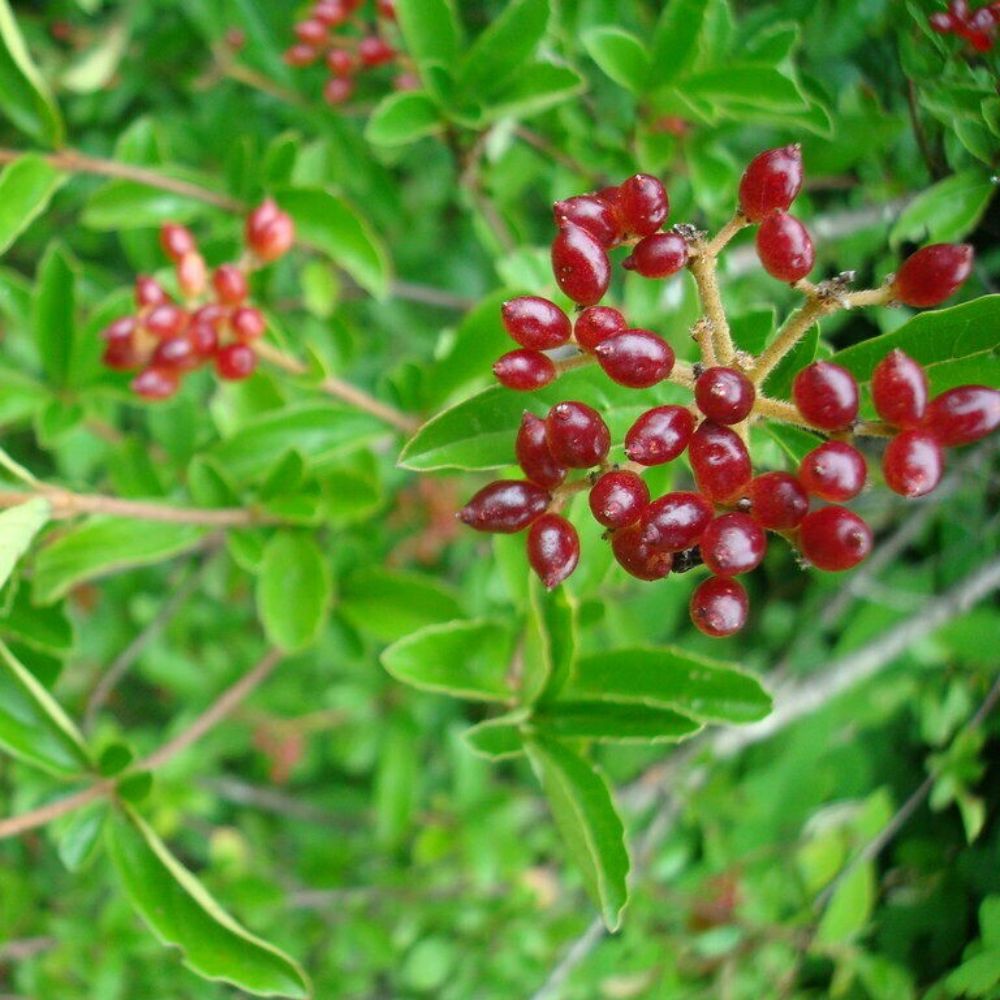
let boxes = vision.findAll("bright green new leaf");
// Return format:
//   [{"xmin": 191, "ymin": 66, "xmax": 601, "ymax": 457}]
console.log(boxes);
[
  {"xmin": 365, "ymin": 91, "xmax": 443, "ymax": 146},
  {"xmin": 523, "ymin": 575, "xmax": 577, "ymax": 705},
  {"xmin": 32, "ymin": 242, "xmax": 76, "ymax": 387},
  {"xmin": 0, "ymin": 497, "xmax": 49, "ymax": 592},
  {"xmin": 81, "ymin": 176, "xmax": 218, "ymax": 229},
  {"xmin": 649, "ymin": 0, "xmax": 709, "ymax": 86},
  {"xmin": 534, "ymin": 701, "xmax": 702, "ymax": 743},
  {"xmin": 0, "ymin": 156, "xmax": 66, "ymax": 256},
  {"xmin": 814, "ymin": 862, "xmax": 875, "ymax": 947},
  {"xmin": 890, "ymin": 171, "xmax": 995, "ymax": 246},
  {"xmin": 582, "ymin": 27, "xmax": 650, "ymax": 94},
  {"xmin": 457, "ymin": 0, "xmax": 549, "ymax": 97},
  {"xmin": 463, "ymin": 712, "xmax": 527, "ymax": 759},
  {"xmin": 60, "ymin": 18, "xmax": 129, "ymax": 93},
  {"xmin": 391, "ymin": 0, "xmax": 461, "ymax": 102},
  {"xmin": 474, "ymin": 62, "xmax": 586, "ymax": 125},
  {"xmin": 256, "ymin": 531, "xmax": 332, "ymax": 652},
  {"xmin": 56, "ymin": 802, "xmax": 107, "ymax": 873}
]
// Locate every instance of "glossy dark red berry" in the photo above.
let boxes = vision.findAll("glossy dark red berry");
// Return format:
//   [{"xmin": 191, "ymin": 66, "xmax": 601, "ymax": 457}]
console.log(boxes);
[
  {"xmin": 611, "ymin": 523, "xmax": 672, "ymax": 581},
  {"xmin": 641, "ymin": 491, "xmax": 714, "ymax": 553},
  {"xmin": 589, "ymin": 470, "xmax": 650, "ymax": 529},
  {"xmin": 622, "ymin": 233, "xmax": 688, "ymax": 278},
  {"xmin": 700, "ymin": 513, "xmax": 767, "ymax": 577},
  {"xmin": 798, "ymin": 441, "xmax": 867, "ymax": 502},
  {"xmin": 189, "ymin": 322, "xmax": 218, "ymax": 357},
  {"xmin": 231, "ymin": 306, "xmax": 266, "ymax": 341},
  {"xmin": 285, "ymin": 43, "xmax": 320, "ymax": 67},
  {"xmin": 132, "ymin": 366, "xmax": 179, "ymax": 401},
  {"xmin": 152, "ymin": 335, "xmax": 200, "ymax": 372},
  {"xmin": 516, "ymin": 412, "xmax": 566, "ymax": 490},
  {"xmin": 798, "ymin": 506, "xmax": 872, "ymax": 571},
  {"xmin": 747, "ymin": 472, "xmax": 809, "ymax": 530},
  {"xmin": 294, "ymin": 19, "xmax": 328, "ymax": 45},
  {"xmin": 871, "ymin": 349, "xmax": 928, "ymax": 428},
  {"xmin": 594, "ymin": 329, "xmax": 674, "ymax": 388},
  {"xmin": 459, "ymin": 480, "xmax": 551, "ymax": 533},
  {"xmin": 501, "ymin": 297, "xmax": 571, "ymax": 350},
  {"xmin": 695, "ymin": 366, "xmax": 756, "ymax": 425},
  {"xmin": 493, "ymin": 350, "xmax": 556, "ymax": 391},
  {"xmin": 213, "ymin": 264, "xmax": 248, "ymax": 305},
  {"xmin": 756, "ymin": 211, "xmax": 814, "ymax": 283},
  {"xmin": 160, "ymin": 224, "xmax": 196, "ymax": 262},
  {"xmin": 688, "ymin": 421, "xmax": 752, "ymax": 503},
  {"xmin": 135, "ymin": 276, "xmax": 168, "ymax": 309},
  {"xmin": 738, "ymin": 145, "xmax": 803, "ymax": 223},
  {"xmin": 102, "ymin": 338, "xmax": 139, "ymax": 371},
  {"xmin": 551, "ymin": 226, "xmax": 611, "ymax": 306},
  {"xmin": 101, "ymin": 316, "xmax": 137, "ymax": 343},
  {"xmin": 326, "ymin": 48, "xmax": 356, "ymax": 76},
  {"xmin": 574, "ymin": 306, "xmax": 626, "ymax": 351},
  {"xmin": 545, "ymin": 401, "xmax": 611, "ymax": 468},
  {"xmin": 624, "ymin": 406, "xmax": 695, "ymax": 466},
  {"xmin": 923, "ymin": 386, "xmax": 1000, "ymax": 446},
  {"xmin": 892, "ymin": 244, "xmax": 973, "ymax": 308},
  {"xmin": 690, "ymin": 576, "xmax": 749, "ymax": 637},
  {"xmin": 553, "ymin": 195, "xmax": 620, "ymax": 247},
  {"xmin": 882, "ymin": 430, "xmax": 944, "ymax": 497},
  {"xmin": 527, "ymin": 514, "xmax": 580, "ymax": 589},
  {"xmin": 144, "ymin": 303, "xmax": 187, "ymax": 339},
  {"xmin": 215, "ymin": 343, "xmax": 258, "ymax": 381},
  {"xmin": 358, "ymin": 36, "xmax": 395, "ymax": 67},
  {"xmin": 792, "ymin": 361, "xmax": 859, "ymax": 430},
  {"xmin": 246, "ymin": 200, "xmax": 295, "ymax": 262},
  {"xmin": 617, "ymin": 174, "xmax": 669, "ymax": 237},
  {"xmin": 324, "ymin": 77, "xmax": 355, "ymax": 105}
]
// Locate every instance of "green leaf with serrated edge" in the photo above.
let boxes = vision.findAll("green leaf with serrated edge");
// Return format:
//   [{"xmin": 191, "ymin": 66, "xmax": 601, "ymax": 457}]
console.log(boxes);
[
  {"xmin": 831, "ymin": 296, "xmax": 1000, "ymax": 391},
  {"xmin": 381, "ymin": 620, "xmax": 515, "ymax": 702},
  {"xmin": 275, "ymin": 188, "xmax": 390, "ymax": 298},
  {"xmin": 33, "ymin": 518, "xmax": 208, "ymax": 605},
  {"xmin": 456, "ymin": 0, "xmax": 549, "ymax": 97},
  {"xmin": 890, "ymin": 171, "xmax": 995, "ymax": 246},
  {"xmin": 522, "ymin": 575, "xmax": 577, "ymax": 705},
  {"xmin": 0, "ymin": 0, "xmax": 64, "ymax": 146},
  {"xmin": 764, "ymin": 324, "xmax": 819, "ymax": 400},
  {"xmin": 0, "ymin": 639, "xmax": 91, "ymax": 776},
  {"xmin": 566, "ymin": 648, "xmax": 771, "ymax": 724},
  {"xmin": 582, "ymin": 27, "xmax": 650, "ymax": 94},
  {"xmin": 463, "ymin": 711, "xmax": 528, "ymax": 759},
  {"xmin": 648, "ymin": 0, "xmax": 709, "ymax": 87},
  {"xmin": 364, "ymin": 91, "xmax": 443, "ymax": 146},
  {"xmin": 105, "ymin": 806, "xmax": 310, "ymax": 998},
  {"xmin": 535, "ymin": 701, "xmax": 703, "ymax": 744},
  {"xmin": 0, "ymin": 498, "xmax": 49, "ymax": 591},
  {"xmin": 526, "ymin": 737, "xmax": 629, "ymax": 931},
  {"xmin": 257, "ymin": 532, "xmax": 332, "ymax": 653},
  {"xmin": 473, "ymin": 62, "xmax": 586, "ymax": 125},
  {"xmin": 394, "ymin": 0, "xmax": 461, "ymax": 99},
  {"xmin": 0, "ymin": 156, "xmax": 65, "ymax": 256},
  {"xmin": 32, "ymin": 243, "xmax": 76, "ymax": 387},
  {"xmin": 765, "ymin": 423, "xmax": 824, "ymax": 466}
]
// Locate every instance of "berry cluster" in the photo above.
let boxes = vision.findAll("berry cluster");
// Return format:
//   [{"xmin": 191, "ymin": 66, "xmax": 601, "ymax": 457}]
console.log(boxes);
[
  {"xmin": 285, "ymin": 0, "xmax": 415, "ymax": 106},
  {"xmin": 100, "ymin": 200, "xmax": 295, "ymax": 400},
  {"xmin": 929, "ymin": 1, "xmax": 1000, "ymax": 50},
  {"xmin": 458, "ymin": 147, "xmax": 999, "ymax": 638}
]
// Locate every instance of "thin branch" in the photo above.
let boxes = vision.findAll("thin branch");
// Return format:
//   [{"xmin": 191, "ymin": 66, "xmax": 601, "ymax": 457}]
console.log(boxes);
[
  {"xmin": 201, "ymin": 776, "xmax": 357, "ymax": 828},
  {"xmin": 514, "ymin": 127, "xmax": 602, "ymax": 184}
]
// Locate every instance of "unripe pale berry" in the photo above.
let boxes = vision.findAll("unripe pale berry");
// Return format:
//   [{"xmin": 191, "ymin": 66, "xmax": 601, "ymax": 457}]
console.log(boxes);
[
  {"xmin": 527, "ymin": 514, "xmax": 580, "ymax": 589},
  {"xmin": 892, "ymin": 244, "xmax": 973, "ymax": 308},
  {"xmin": 459, "ymin": 480, "xmax": 551, "ymax": 533},
  {"xmin": 747, "ymin": 472, "xmax": 809, "ymax": 530},
  {"xmin": 694, "ymin": 366, "xmax": 755, "ymax": 425},
  {"xmin": 690, "ymin": 576, "xmax": 749, "ymax": 637},
  {"xmin": 923, "ymin": 385, "xmax": 1000, "ymax": 446},
  {"xmin": 756, "ymin": 211, "xmax": 814, "ymax": 283},
  {"xmin": 546, "ymin": 401, "xmax": 611, "ymax": 468},
  {"xmin": 551, "ymin": 226, "xmax": 611, "ymax": 306},
  {"xmin": 738, "ymin": 145, "xmax": 803, "ymax": 223},
  {"xmin": 798, "ymin": 441, "xmax": 867, "ymax": 502},
  {"xmin": 501, "ymin": 297, "xmax": 571, "ymax": 350},
  {"xmin": 624, "ymin": 406, "xmax": 694, "ymax": 466},
  {"xmin": 882, "ymin": 430, "xmax": 944, "ymax": 497},
  {"xmin": 871, "ymin": 349, "xmax": 928, "ymax": 428},
  {"xmin": 700, "ymin": 513, "xmax": 767, "ymax": 577},
  {"xmin": 640, "ymin": 491, "xmax": 714, "ymax": 553},
  {"xmin": 588, "ymin": 470, "xmax": 649, "ymax": 529},
  {"xmin": 516, "ymin": 412, "xmax": 566, "ymax": 489},
  {"xmin": 792, "ymin": 361, "xmax": 859, "ymax": 430},
  {"xmin": 574, "ymin": 306, "xmax": 626, "ymax": 351},
  {"xmin": 493, "ymin": 350, "xmax": 556, "ymax": 391},
  {"xmin": 617, "ymin": 174, "xmax": 669, "ymax": 237},
  {"xmin": 611, "ymin": 523, "xmax": 672, "ymax": 580},
  {"xmin": 798, "ymin": 506, "xmax": 872, "ymax": 571},
  {"xmin": 594, "ymin": 329, "xmax": 674, "ymax": 388},
  {"xmin": 688, "ymin": 421, "xmax": 753, "ymax": 502},
  {"xmin": 177, "ymin": 252, "xmax": 207, "ymax": 299},
  {"xmin": 622, "ymin": 233, "xmax": 688, "ymax": 278}
]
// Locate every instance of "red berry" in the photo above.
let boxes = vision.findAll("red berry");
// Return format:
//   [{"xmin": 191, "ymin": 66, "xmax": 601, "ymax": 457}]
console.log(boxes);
[
  {"xmin": 694, "ymin": 366, "xmax": 756, "ymax": 425},
  {"xmin": 798, "ymin": 506, "xmax": 872, "ymax": 571},
  {"xmin": 313, "ymin": 0, "xmax": 348, "ymax": 26},
  {"xmin": 700, "ymin": 513, "xmax": 767, "ymax": 577},
  {"xmin": 738, "ymin": 145, "xmax": 804, "ymax": 223},
  {"xmin": 326, "ymin": 48, "xmax": 357, "ymax": 76},
  {"xmin": 231, "ymin": 306, "xmax": 266, "ymax": 341},
  {"xmin": 246, "ymin": 200, "xmax": 295, "ymax": 262},
  {"xmin": 690, "ymin": 577, "xmax": 749, "ymax": 637},
  {"xmin": 359, "ymin": 36, "xmax": 395, "ymax": 67},
  {"xmin": 792, "ymin": 361, "xmax": 859, "ymax": 430},
  {"xmin": 102, "ymin": 339, "xmax": 139, "ymax": 371},
  {"xmin": 132, "ymin": 366, "xmax": 179, "ymax": 401},
  {"xmin": 551, "ymin": 226, "xmax": 611, "ymax": 306},
  {"xmin": 747, "ymin": 472, "xmax": 808, "ymax": 530},
  {"xmin": 144, "ymin": 303, "xmax": 188, "ymax": 339},
  {"xmin": 493, "ymin": 350, "xmax": 556, "ymax": 391},
  {"xmin": 688, "ymin": 421, "xmax": 753, "ymax": 503},
  {"xmin": 553, "ymin": 195, "xmax": 621, "ymax": 247},
  {"xmin": 324, "ymin": 76, "xmax": 355, "ymax": 105},
  {"xmin": 284, "ymin": 44, "xmax": 320, "ymax": 67},
  {"xmin": 189, "ymin": 322, "xmax": 219, "ymax": 357},
  {"xmin": 574, "ymin": 306, "xmax": 626, "ymax": 351},
  {"xmin": 459, "ymin": 480, "xmax": 551, "ymax": 533},
  {"xmin": 594, "ymin": 329, "xmax": 674, "ymax": 388},
  {"xmin": 545, "ymin": 401, "xmax": 611, "ymax": 468},
  {"xmin": 756, "ymin": 211, "xmax": 814, "ymax": 283},
  {"xmin": 640, "ymin": 491, "xmax": 714, "ymax": 553},
  {"xmin": 798, "ymin": 441, "xmax": 867, "ymax": 502},
  {"xmin": 923, "ymin": 385, "xmax": 1000, "ymax": 446},
  {"xmin": 213, "ymin": 264, "xmax": 248, "ymax": 305},
  {"xmin": 617, "ymin": 174, "xmax": 669, "ymax": 237},
  {"xmin": 294, "ymin": 19, "xmax": 328, "ymax": 45},
  {"xmin": 176, "ymin": 252, "xmax": 207, "ymax": 299},
  {"xmin": 611, "ymin": 523, "xmax": 672, "ymax": 581},
  {"xmin": 151, "ymin": 335, "xmax": 200, "ymax": 372},
  {"xmin": 135, "ymin": 276, "xmax": 168, "ymax": 309},
  {"xmin": 527, "ymin": 514, "xmax": 580, "ymax": 589},
  {"xmin": 501, "ymin": 297, "xmax": 571, "ymax": 350},
  {"xmin": 872, "ymin": 349, "xmax": 929, "ymax": 428},
  {"xmin": 101, "ymin": 316, "xmax": 137, "ymax": 343},
  {"xmin": 393, "ymin": 72, "xmax": 421, "ymax": 91},
  {"xmin": 516, "ymin": 412, "xmax": 566, "ymax": 490},
  {"xmin": 377, "ymin": 0, "xmax": 397, "ymax": 19},
  {"xmin": 192, "ymin": 303, "xmax": 227, "ymax": 330},
  {"xmin": 882, "ymin": 430, "xmax": 944, "ymax": 497},
  {"xmin": 215, "ymin": 342, "xmax": 258, "ymax": 381},
  {"xmin": 892, "ymin": 244, "xmax": 973, "ymax": 307},
  {"xmin": 589, "ymin": 470, "xmax": 649, "ymax": 529},
  {"xmin": 160, "ymin": 224, "xmax": 196, "ymax": 262},
  {"xmin": 624, "ymin": 406, "xmax": 695, "ymax": 466},
  {"xmin": 622, "ymin": 233, "xmax": 688, "ymax": 278},
  {"xmin": 929, "ymin": 11, "xmax": 955, "ymax": 31}
]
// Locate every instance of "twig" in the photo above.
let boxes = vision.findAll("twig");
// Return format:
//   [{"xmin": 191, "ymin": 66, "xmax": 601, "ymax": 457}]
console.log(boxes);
[
  {"xmin": 514, "ymin": 127, "xmax": 602, "ymax": 184},
  {"xmin": 202, "ymin": 776, "xmax": 357, "ymax": 828},
  {"xmin": 0, "ymin": 938, "xmax": 57, "ymax": 962}
]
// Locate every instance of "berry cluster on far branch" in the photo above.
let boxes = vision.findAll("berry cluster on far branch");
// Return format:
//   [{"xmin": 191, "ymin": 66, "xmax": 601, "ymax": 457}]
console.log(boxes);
[{"xmin": 929, "ymin": 0, "xmax": 1000, "ymax": 51}]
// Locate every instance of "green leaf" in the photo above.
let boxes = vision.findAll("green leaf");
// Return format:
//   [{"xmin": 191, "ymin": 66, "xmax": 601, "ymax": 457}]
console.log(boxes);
[
  {"xmin": 681, "ymin": 65, "xmax": 810, "ymax": 113},
  {"xmin": 0, "ymin": 639, "xmax": 91, "ymax": 776},
  {"xmin": 814, "ymin": 863, "xmax": 874, "ymax": 947},
  {"xmin": 462, "ymin": 712, "xmax": 527, "ymax": 759},
  {"xmin": 256, "ymin": 531, "xmax": 332, "ymax": 653},
  {"xmin": 32, "ymin": 242, "xmax": 76, "ymax": 387},
  {"xmin": 364, "ymin": 91, "xmax": 443, "ymax": 146},
  {"xmin": 764, "ymin": 324, "xmax": 819, "ymax": 400},
  {"xmin": 456, "ymin": 0, "xmax": 549, "ymax": 97},
  {"xmin": 276, "ymin": 187, "xmax": 390, "ymax": 298},
  {"xmin": 81, "ymin": 174, "xmax": 219, "ymax": 230},
  {"xmin": 56, "ymin": 801, "xmax": 107, "ymax": 872},
  {"xmin": 523, "ymin": 575, "xmax": 577, "ymax": 704},
  {"xmin": 393, "ymin": 0, "xmax": 461, "ymax": 101},
  {"xmin": 526, "ymin": 737, "xmax": 629, "ymax": 930},
  {"xmin": 475, "ymin": 62, "xmax": 586, "ymax": 124},
  {"xmin": 649, "ymin": 0, "xmax": 709, "ymax": 86},
  {"xmin": 765, "ymin": 423, "xmax": 825, "ymax": 465},
  {"xmin": 33, "ymin": 518, "xmax": 209, "ymax": 605},
  {"xmin": 534, "ymin": 701, "xmax": 702, "ymax": 743},
  {"xmin": 566, "ymin": 648, "xmax": 771, "ymax": 724},
  {"xmin": 582, "ymin": 27, "xmax": 650, "ymax": 94},
  {"xmin": 381, "ymin": 619, "xmax": 515, "ymax": 702},
  {"xmin": 0, "ymin": 586, "xmax": 73, "ymax": 657},
  {"xmin": 374, "ymin": 713, "xmax": 419, "ymax": 847},
  {"xmin": 0, "ymin": 498, "xmax": 49, "ymax": 591},
  {"xmin": 105, "ymin": 806, "xmax": 310, "ymax": 998},
  {"xmin": 0, "ymin": 155, "xmax": 66, "ymax": 256},
  {"xmin": 0, "ymin": 0, "xmax": 64, "ymax": 146},
  {"xmin": 60, "ymin": 18, "xmax": 129, "ymax": 93},
  {"xmin": 890, "ymin": 171, "xmax": 995, "ymax": 246}
]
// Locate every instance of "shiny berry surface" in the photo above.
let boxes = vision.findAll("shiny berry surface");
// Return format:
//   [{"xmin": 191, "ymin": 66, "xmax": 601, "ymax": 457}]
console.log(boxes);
[
  {"xmin": 798, "ymin": 506, "xmax": 873, "ymax": 571},
  {"xmin": 738, "ymin": 145, "xmax": 803, "ymax": 223},
  {"xmin": 798, "ymin": 441, "xmax": 867, "ymax": 502},
  {"xmin": 246, "ymin": 200, "xmax": 295, "ymax": 262},
  {"xmin": 215, "ymin": 343, "xmax": 258, "ymax": 381},
  {"xmin": 611, "ymin": 523, "xmax": 672, "ymax": 581},
  {"xmin": 594, "ymin": 329, "xmax": 674, "ymax": 388},
  {"xmin": 527, "ymin": 514, "xmax": 580, "ymax": 589},
  {"xmin": 144, "ymin": 303, "xmax": 187, "ymax": 339},
  {"xmin": 545, "ymin": 401, "xmax": 611, "ymax": 468},
  {"xmin": 574, "ymin": 306, "xmax": 626, "ymax": 351},
  {"xmin": 294, "ymin": 19, "xmax": 328, "ymax": 45},
  {"xmin": 617, "ymin": 174, "xmax": 669, "ymax": 237},
  {"xmin": 553, "ymin": 195, "xmax": 620, "ymax": 247},
  {"xmin": 700, "ymin": 513, "xmax": 767, "ymax": 577},
  {"xmin": 501, "ymin": 297, "xmax": 571, "ymax": 350},
  {"xmin": 695, "ymin": 366, "xmax": 756, "ymax": 425},
  {"xmin": 493, "ymin": 350, "xmax": 556, "ymax": 391},
  {"xmin": 177, "ymin": 252, "xmax": 207, "ymax": 299},
  {"xmin": 135, "ymin": 276, "xmax": 168, "ymax": 309},
  {"xmin": 882, "ymin": 430, "xmax": 944, "ymax": 497},
  {"xmin": 690, "ymin": 577, "xmax": 749, "ymax": 637},
  {"xmin": 641, "ymin": 491, "xmax": 714, "ymax": 553},
  {"xmin": 160, "ymin": 224, "xmax": 196, "ymax": 261},
  {"xmin": 213, "ymin": 264, "xmax": 248, "ymax": 305},
  {"xmin": 101, "ymin": 316, "xmax": 137, "ymax": 343},
  {"xmin": 551, "ymin": 226, "xmax": 611, "ymax": 306},
  {"xmin": 892, "ymin": 243, "xmax": 973, "ymax": 308},
  {"xmin": 624, "ymin": 406, "xmax": 694, "ymax": 466},
  {"xmin": 756, "ymin": 211, "xmax": 814, "ymax": 283},
  {"xmin": 326, "ymin": 48, "xmax": 356, "ymax": 76},
  {"xmin": 102, "ymin": 339, "xmax": 139, "ymax": 371},
  {"xmin": 324, "ymin": 77, "xmax": 355, "ymax": 105},
  {"xmin": 792, "ymin": 362, "xmax": 859, "ymax": 430},
  {"xmin": 871, "ymin": 349, "xmax": 928, "ymax": 428},
  {"xmin": 285, "ymin": 43, "xmax": 319, "ymax": 67},
  {"xmin": 688, "ymin": 421, "xmax": 753, "ymax": 502},
  {"xmin": 231, "ymin": 307, "xmax": 266, "ymax": 341},
  {"xmin": 748, "ymin": 472, "xmax": 809, "ymax": 530},
  {"xmin": 132, "ymin": 366, "xmax": 179, "ymax": 401},
  {"xmin": 622, "ymin": 233, "xmax": 688, "ymax": 278},
  {"xmin": 152, "ymin": 335, "xmax": 199, "ymax": 372},
  {"xmin": 515, "ymin": 413, "xmax": 566, "ymax": 490},
  {"xmin": 923, "ymin": 386, "xmax": 1000, "ymax": 446},
  {"xmin": 589, "ymin": 470, "xmax": 650, "ymax": 529},
  {"xmin": 459, "ymin": 480, "xmax": 551, "ymax": 534},
  {"xmin": 359, "ymin": 36, "xmax": 395, "ymax": 66},
  {"xmin": 189, "ymin": 322, "xmax": 218, "ymax": 357}
]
